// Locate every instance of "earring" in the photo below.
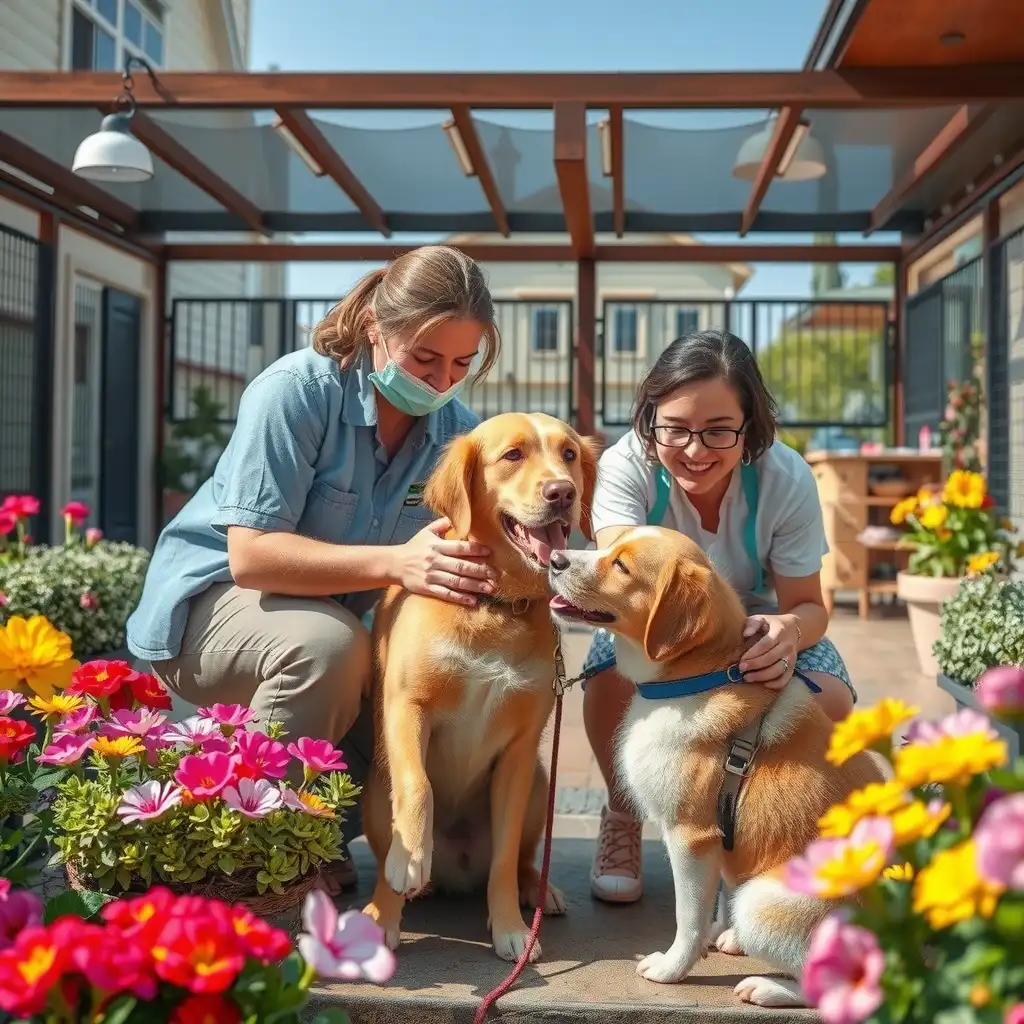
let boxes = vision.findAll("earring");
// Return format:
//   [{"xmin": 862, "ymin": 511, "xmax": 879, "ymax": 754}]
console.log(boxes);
[{"xmin": 741, "ymin": 449, "xmax": 752, "ymax": 466}]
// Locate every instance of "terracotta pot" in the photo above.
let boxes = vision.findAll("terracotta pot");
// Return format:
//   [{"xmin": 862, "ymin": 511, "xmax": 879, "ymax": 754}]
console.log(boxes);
[{"xmin": 896, "ymin": 571, "xmax": 964, "ymax": 676}]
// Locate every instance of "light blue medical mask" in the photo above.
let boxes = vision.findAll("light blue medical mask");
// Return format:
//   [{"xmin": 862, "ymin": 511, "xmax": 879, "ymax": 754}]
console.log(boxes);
[{"xmin": 366, "ymin": 338, "xmax": 467, "ymax": 418}]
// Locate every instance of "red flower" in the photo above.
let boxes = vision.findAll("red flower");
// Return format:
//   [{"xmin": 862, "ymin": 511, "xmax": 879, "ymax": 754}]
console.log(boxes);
[
  {"xmin": 171, "ymin": 993, "xmax": 243, "ymax": 1024},
  {"xmin": 982, "ymin": 494, "xmax": 996, "ymax": 509},
  {"xmin": 131, "ymin": 671, "xmax": 173, "ymax": 711},
  {"xmin": 0, "ymin": 512, "xmax": 15, "ymax": 536},
  {"xmin": 229, "ymin": 905, "xmax": 292, "ymax": 963},
  {"xmin": 0, "ymin": 495, "xmax": 39, "ymax": 520},
  {"xmin": 64, "ymin": 918, "xmax": 157, "ymax": 1000},
  {"xmin": 68, "ymin": 660, "xmax": 138, "ymax": 701},
  {"xmin": 0, "ymin": 924, "xmax": 69, "ymax": 1016},
  {"xmin": 174, "ymin": 751, "xmax": 239, "ymax": 800},
  {"xmin": 152, "ymin": 903, "xmax": 245, "ymax": 993},
  {"xmin": 0, "ymin": 717, "xmax": 35, "ymax": 763},
  {"xmin": 102, "ymin": 886, "xmax": 178, "ymax": 945},
  {"xmin": 61, "ymin": 501, "xmax": 91, "ymax": 525}
]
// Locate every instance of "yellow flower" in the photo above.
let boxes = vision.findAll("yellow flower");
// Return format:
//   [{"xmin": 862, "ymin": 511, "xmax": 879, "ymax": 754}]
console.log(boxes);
[
  {"xmin": 91, "ymin": 735, "xmax": 145, "ymax": 760},
  {"xmin": 895, "ymin": 733, "xmax": 1008, "ymax": 789},
  {"xmin": 890, "ymin": 799, "xmax": 952, "ymax": 845},
  {"xmin": 943, "ymin": 470, "xmax": 986, "ymax": 510},
  {"xmin": 967, "ymin": 551, "xmax": 1000, "ymax": 575},
  {"xmin": 289, "ymin": 791, "xmax": 335, "ymax": 819},
  {"xmin": 890, "ymin": 498, "xmax": 918, "ymax": 526},
  {"xmin": 0, "ymin": 616, "xmax": 80, "ymax": 699},
  {"xmin": 818, "ymin": 781, "xmax": 911, "ymax": 838},
  {"xmin": 919, "ymin": 504, "xmax": 949, "ymax": 530},
  {"xmin": 917, "ymin": 486, "xmax": 939, "ymax": 506},
  {"xmin": 27, "ymin": 693, "xmax": 86, "ymax": 721},
  {"xmin": 826, "ymin": 699, "xmax": 920, "ymax": 766},
  {"xmin": 882, "ymin": 862, "xmax": 914, "ymax": 881},
  {"xmin": 969, "ymin": 984, "xmax": 992, "ymax": 1008},
  {"xmin": 912, "ymin": 840, "xmax": 1004, "ymax": 929},
  {"xmin": 1016, "ymin": 540, "xmax": 1024, "ymax": 558}
]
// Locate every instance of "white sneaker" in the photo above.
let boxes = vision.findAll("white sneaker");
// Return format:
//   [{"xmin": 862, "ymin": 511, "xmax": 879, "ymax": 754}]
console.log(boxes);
[{"xmin": 590, "ymin": 805, "xmax": 643, "ymax": 903}]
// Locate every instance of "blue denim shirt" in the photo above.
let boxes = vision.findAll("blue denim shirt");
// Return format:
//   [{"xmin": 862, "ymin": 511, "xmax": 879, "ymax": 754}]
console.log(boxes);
[{"xmin": 126, "ymin": 346, "xmax": 479, "ymax": 661}]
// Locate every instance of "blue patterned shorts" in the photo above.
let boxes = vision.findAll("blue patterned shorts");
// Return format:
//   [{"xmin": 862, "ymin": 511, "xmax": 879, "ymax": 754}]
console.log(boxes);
[{"xmin": 579, "ymin": 629, "xmax": 856, "ymax": 701}]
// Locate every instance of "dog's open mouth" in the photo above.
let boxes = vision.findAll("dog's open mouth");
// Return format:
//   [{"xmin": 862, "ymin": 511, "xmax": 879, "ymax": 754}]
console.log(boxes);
[
  {"xmin": 501, "ymin": 513, "xmax": 570, "ymax": 568},
  {"xmin": 548, "ymin": 594, "xmax": 615, "ymax": 623}
]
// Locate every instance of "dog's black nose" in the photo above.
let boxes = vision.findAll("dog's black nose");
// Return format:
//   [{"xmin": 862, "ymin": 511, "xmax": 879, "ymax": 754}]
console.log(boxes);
[
  {"xmin": 549, "ymin": 550, "xmax": 570, "ymax": 572},
  {"xmin": 542, "ymin": 479, "xmax": 576, "ymax": 509}
]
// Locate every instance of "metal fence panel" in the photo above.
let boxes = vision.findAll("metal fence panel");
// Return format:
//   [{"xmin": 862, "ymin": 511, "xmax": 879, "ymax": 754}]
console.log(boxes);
[{"xmin": 1000, "ymin": 229, "xmax": 1024, "ymax": 537}]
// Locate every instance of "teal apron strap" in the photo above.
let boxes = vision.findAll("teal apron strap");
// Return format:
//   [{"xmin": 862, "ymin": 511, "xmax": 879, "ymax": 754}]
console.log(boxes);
[
  {"xmin": 649, "ymin": 465, "xmax": 672, "ymax": 525},
  {"xmin": 740, "ymin": 461, "xmax": 764, "ymax": 594}
]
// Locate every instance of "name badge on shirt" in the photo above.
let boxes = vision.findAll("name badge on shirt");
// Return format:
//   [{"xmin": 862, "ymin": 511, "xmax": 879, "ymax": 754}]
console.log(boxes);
[{"xmin": 403, "ymin": 482, "xmax": 426, "ymax": 507}]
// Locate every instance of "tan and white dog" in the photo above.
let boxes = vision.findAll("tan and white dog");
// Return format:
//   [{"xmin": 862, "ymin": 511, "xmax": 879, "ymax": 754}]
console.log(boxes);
[
  {"xmin": 362, "ymin": 412, "xmax": 598, "ymax": 963},
  {"xmin": 547, "ymin": 526, "xmax": 883, "ymax": 1008}
]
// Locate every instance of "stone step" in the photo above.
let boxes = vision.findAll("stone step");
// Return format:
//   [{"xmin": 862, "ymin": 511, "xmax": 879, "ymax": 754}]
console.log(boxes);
[{"xmin": 308, "ymin": 838, "xmax": 821, "ymax": 1024}]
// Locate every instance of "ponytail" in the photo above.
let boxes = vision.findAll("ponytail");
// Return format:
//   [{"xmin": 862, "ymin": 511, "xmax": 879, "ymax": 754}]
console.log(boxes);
[{"xmin": 312, "ymin": 267, "xmax": 386, "ymax": 367}]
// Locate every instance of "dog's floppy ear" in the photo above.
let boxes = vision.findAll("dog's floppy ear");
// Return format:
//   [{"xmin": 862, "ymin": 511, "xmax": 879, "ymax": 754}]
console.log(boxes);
[
  {"xmin": 423, "ymin": 435, "xmax": 477, "ymax": 538},
  {"xmin": 577, "ymin": 435, "xmax": 601, "ymax": 542},
  {"xmin": 643, "ymin": 558, "xmax": 714, "ymax": 663}
]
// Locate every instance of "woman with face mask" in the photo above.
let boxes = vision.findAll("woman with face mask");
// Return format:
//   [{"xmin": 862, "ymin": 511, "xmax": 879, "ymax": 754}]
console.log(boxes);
[{"xmin": 125, "ymin": 245, "xmax": 500, "ymax": 895}]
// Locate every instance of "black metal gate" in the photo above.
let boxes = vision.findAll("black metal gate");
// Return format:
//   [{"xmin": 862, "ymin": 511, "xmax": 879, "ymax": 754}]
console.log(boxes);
[
  {"xmin": 0, "ymin": 222, "xmax": 54, "ymax": 537},
  {"xmin": 599, "ymin": 297, "xmax": 892, "ymax": 431},
  {"xmin": 167, "ymin": 297, "xmax": 575, "ymax": 426}
]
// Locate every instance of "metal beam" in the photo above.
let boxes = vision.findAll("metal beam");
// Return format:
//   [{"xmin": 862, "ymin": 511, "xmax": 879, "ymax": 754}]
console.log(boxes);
[
  {"xmin": 449, "ymin": 105, "xmax": 509, "ymax": 237},
  {"xmin": 554, "ymin": 101, "xmax": 594, "ymax": 260},
  {"xmin": 740, "ymin": 107, "xmax": 805, "ymax": 237},
  {"xmin": 273, "ymin": 109, "xmax": 390, "ymax": 237},
  {"xmin": 868, "ymin": 104, "xmax": 996, "ymax": 233},
  {"xmin": 162, "ymin": 242, "xmax": 902, "ymax": 263},
  {"xmin": 4, "ymin": 67, "xmax": 1024, "ymax": 109}
]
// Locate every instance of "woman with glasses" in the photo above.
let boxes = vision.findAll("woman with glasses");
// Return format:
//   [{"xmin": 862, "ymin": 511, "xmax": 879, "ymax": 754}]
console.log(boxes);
[{"xmin": 580, "ymin": 328, "xmax": 856, "ymax": 908}]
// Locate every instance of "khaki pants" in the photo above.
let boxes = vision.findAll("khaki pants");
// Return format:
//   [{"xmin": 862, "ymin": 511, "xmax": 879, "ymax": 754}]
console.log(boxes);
[{"xmin": 147, "ymin": 582, "xmax": 374, "ymax": 841}]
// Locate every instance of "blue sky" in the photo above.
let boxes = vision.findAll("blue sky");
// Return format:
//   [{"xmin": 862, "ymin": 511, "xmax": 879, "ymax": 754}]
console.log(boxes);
[{"xmin": 247, "ymin": 0, "xmax": 897, "ymax": 299}]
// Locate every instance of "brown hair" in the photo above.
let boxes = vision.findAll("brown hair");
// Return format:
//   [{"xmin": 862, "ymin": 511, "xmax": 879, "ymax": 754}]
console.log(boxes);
[
  {"xmin": 312, "ymin": 245, "xmax": 500, "ymax": 381},
  {"xmin": 631, "ymin": 328, "xmax": 779, "ymax": 462}
]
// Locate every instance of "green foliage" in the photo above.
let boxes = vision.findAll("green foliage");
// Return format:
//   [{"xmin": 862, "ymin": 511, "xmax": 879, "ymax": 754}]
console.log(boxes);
[
  {"xmin": 934, "ymin": 574, "xmax": 1024, "ymax": 684},
  {"xmin": 161, "ymin": 385, "xmax": 230, "ymax": 493}
]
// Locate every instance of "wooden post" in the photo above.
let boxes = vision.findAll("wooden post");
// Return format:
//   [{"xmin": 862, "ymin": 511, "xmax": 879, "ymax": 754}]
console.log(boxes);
[
  {"xmin": 893, "ymin": 259, "xmax": 906, "ymax": 447},
  {"xmin": 982, "ymin": 196, "xmax": 1001, "ymax": 489},
  {"xmin": 576, "ymin": 258, "xmax": 596, "ymax": 437},
  {"xmin": 153, "ymin": 253, "xmax": 168, "ymax": 540}
]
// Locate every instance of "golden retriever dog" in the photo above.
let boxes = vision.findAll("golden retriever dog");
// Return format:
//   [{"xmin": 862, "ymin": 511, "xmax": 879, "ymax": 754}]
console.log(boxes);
[
  {"xmin": 547, "ymin": 526, "xmax": 883, "ymax": 1007},
  {"xmin": 362, "ymin": 412, "xmax": 598, "ymax": 962}
]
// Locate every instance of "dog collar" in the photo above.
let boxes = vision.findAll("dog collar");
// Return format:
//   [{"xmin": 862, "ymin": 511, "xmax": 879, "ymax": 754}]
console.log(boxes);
[{"xmin": 636, "ymin": 667, "xmax": 822, "ymax": 700}]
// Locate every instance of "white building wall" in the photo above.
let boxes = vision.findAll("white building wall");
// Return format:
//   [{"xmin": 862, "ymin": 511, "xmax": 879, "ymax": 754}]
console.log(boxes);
[{"xmin": 0, "ymin": 0, "xmax": 62, "ymax": 70}]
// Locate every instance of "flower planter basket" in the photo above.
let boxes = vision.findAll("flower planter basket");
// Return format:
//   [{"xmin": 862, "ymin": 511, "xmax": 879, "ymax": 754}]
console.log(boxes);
[{"xmin": 936, "ymin": 673, "xmax": 1023, "ymax": 761}]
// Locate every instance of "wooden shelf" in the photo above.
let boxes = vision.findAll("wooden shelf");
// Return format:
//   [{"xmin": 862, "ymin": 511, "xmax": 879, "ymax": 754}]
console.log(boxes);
[
  {"xmin": 867, "ymin": 580, "xmax": 899, "ymax": 594},
  {"xmin": 862, "ymin": 540, "xmax": 909, "ymax": 552},
  {"xmin": 864, "ymin": 495, "xmax": 912, "ymax": 506}
]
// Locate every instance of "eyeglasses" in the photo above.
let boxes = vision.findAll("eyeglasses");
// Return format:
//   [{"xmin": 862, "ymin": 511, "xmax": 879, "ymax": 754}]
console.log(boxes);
[{"xmin": 651, "ymin": 424, "xmax": 746, "ymax": 449}]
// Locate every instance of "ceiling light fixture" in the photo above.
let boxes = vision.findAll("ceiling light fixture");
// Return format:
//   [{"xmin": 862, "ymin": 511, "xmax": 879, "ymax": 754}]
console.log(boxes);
[
  {"xmin": 72, "ymin": 55, "xmax": 156, "ymax": 183},
  {"xmin": 732, "ymin": 115, "xmax": 827, "ymax": 181},
  {"xmin": 271, "ymin": 116, "xmax": 325, "ymax": 176},
  {"xmin": 597, "ymin": 117, "xmax": 613, "ymax": 177},
  {"xmin": 442, "ymin": 118, "xmax": 475, "ymax": 176}
]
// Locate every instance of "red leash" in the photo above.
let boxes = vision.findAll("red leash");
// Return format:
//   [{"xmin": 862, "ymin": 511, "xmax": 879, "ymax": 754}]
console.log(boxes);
[{"xmin": 473, "ymin": 689, "xmax": 565, "ymax": 1024}]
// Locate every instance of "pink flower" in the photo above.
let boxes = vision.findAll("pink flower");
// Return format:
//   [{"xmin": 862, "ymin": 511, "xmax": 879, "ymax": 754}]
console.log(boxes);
[
  {"xmin": 222, "ymin": 777, "xmax": 283, "ymax": 819},
  {"xmin": 0, "ymin": 691, "xmax": 25, "ymax": 715},
  {"xmin": 56, "ymin": 703, "xmax": 99, "ymax": 735},
  {"xmin": 976, "ymin": 665, "xmax": 1024, "ymax": 720},
  {"xmin": 905, "ymin": 707, "xmax": 999, "ymax": 744},
  {"xmin": 0, "ymin": 515, "xmax": 14, "ymax": 537},
  {"xmin": 117, "ymin": 780, "xmax": 183, "ymax": 824},
  {"xmin": 101, "ymin": 708, "xmax": 167, "ymax": 738},
  {"xmin": 0, "ymin": 887, "xmax": 43, "ymax": 951},
  {"xmin": 1005, "ymin": 1004, "xmax": 1024, "ymax": 1024},
  {"xmin": 162, "ymin": 715, "xmax": 223, "ymax": 747},
  {"xmin": 297, "ymin": 889, "xmax": 395, "ymax": 983},
  {"xmin": 198, "ymin": 703, "xmax": 255, "ymax": 729},
  {"xmin": 1, "ymin": 495, "xmax": 38, "ymax": 519},
  {"xmin": 85, "ymin": 527, "xmax": 103, "ymax": 547},
  {"xmin": 784, "ymin": 817, "xmax": 895, "ymax": 899},
  {"xmin": 802, "ymin": 914, "xmax": 884, "ymax": 1024},
  {"xmin": 36, "ymin": 733, "xmax": 94, "ymax": 766},
  {"xmin": 286, "ymin": 737, "xmax": 347, "ymax": 775},
  {"xmin": 975, "ymin": 792, "xmax": 1024, "ymax": 890},
  {"xmin": 235, "ymin": 730, "xmax": 290, "ymax": 780},
  {"xmin": 61, "ymin": 501, "xmax": 90, "ymax": 525},
  {"xmin": 79, "ymin": 591, "xmax": 99, "ymax": 611},
  {"xmin": 174, "ymin": 751, "xmax": 238, "ymax": 799}
]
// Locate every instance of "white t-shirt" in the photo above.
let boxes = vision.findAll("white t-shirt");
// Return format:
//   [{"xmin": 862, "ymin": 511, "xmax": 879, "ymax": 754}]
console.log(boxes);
[{"xmin": 590, "ymin": 430, "xmax": 829, "ymax": 613}]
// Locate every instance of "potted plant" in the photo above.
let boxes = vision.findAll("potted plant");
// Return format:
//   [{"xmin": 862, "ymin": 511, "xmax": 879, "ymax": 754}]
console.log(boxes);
[
  {"xmin": 784, "ymin": 694, "xmax": 1024, "ymax": 1023},
  {"xmin": 934, "ymin": 573, "xmax": 1024, "ymax": 759},
  {"xmin": 891, "ymin": 470, "xmax": 1019, "ymax": 675},
  {"xmin": 0, "ymin": 496, "xmax": 149, "ymax": 659},
  {"xmin": 160, "ymin": 385, "xmax": 229, "ymax": 524}
]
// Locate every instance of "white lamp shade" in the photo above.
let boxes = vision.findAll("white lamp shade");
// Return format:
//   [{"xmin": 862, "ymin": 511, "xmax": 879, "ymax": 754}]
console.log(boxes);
[
  {"xmin": 732, "ymin": 122, "xmax": 827, "ymax": 182},
  {"xmin": 72, "ymin": 113, "xmax": 154, "ymax": 183}
]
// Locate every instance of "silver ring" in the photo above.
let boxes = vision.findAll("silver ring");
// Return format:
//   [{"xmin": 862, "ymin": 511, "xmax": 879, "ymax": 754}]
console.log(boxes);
[{"xmin": 780, "ymin": 657, "xmax": 790, "ymax": 671}]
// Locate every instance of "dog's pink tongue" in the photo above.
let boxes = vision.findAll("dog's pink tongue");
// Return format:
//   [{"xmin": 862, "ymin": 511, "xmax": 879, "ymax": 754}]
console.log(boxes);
[{"xmin": 525, "ymin": 523, "xmax": 566, "ymax": 566}]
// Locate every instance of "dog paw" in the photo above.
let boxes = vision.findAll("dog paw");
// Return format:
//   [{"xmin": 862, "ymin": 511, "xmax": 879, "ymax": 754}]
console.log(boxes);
[
  {"xmin": 735, "ymin": 976, "xmax": 806, "ymax": 1007},
  {"xmin": 384, "ymin": 835, "xmax": 431, "ymax": 897},
  {"xmin": 492, "ymin": 925, "xmax": 541, "ymax": 963},
  {"xmin": 636, "ymin": 949, "xmax": 692, "ymax": 984},
  {"xmin": 519, "ymin": 873, "xmax": 567, "ymax": 915},
  {"xmin": 362, "ymin": 901, "xmax": 401, "ymax": 952},
  {"xmin": 712, "ymin": 927, "xmax": 745, "ymax": 956}
]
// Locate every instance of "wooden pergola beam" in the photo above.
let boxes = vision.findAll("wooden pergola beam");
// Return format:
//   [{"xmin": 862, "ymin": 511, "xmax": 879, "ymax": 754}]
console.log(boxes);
[
  {"xmin": 554, "ymin": 101, "xmax": 594, "ymax": 260},
  {"xmin": 868, "ymin": 104, "xmax": 996, "ymax": 234},
  {"xmin": 273, "ymin": 109, "xmax": 390, "ymax": 237},
  {"xmin": 4, "ymin": 67, "xmax": 1024, "ymax": 110},
  {"xmin": 161, "ymin": 242, "xmax": 902, "ymax": 263},
  {"xmin": 740, "ymin": 107, "xmax": 806, "ymax": 237},
  {"xmin": 125, "ymin": 111, "xmax": 268, "ymax": 236},
  {"xmin": 449, "ymin": 105, "xmax": 509, "ymax": 237},
  {"xmin": 610, "ymin": 106, "xmax": 625, "ymax": 238},
  {"xmin": 0, "ymin": 129, "xmax": 138, "ymax": 228}
]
